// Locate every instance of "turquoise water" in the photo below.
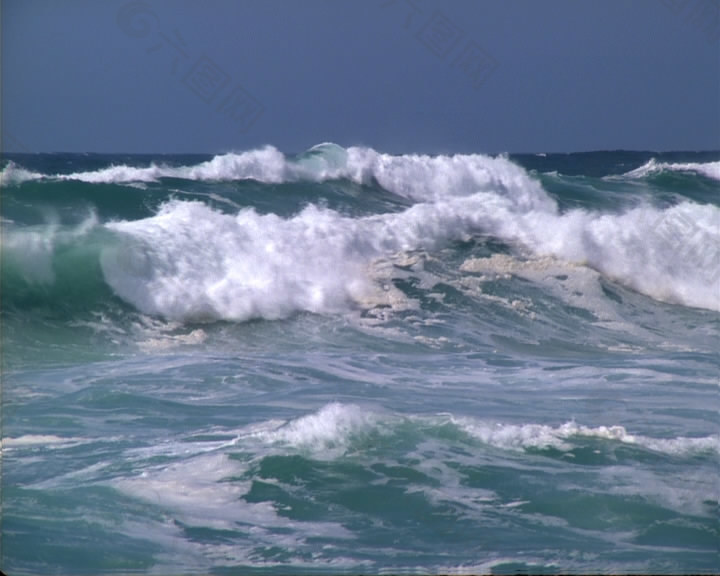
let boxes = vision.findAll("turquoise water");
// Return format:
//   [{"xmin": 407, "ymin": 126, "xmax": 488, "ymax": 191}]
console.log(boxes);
[{"xmin": 2, "ymin": 146, "xmax": 719, "ymax": 574}]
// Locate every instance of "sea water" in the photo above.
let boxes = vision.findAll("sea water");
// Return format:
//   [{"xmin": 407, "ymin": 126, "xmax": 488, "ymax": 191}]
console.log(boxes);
[{"xmin": 2, "ymin": 145, "xmax": 719, "ymax": 574}]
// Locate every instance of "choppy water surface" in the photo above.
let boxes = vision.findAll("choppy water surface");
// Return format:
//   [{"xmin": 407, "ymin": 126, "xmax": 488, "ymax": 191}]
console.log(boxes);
[{"xmin": 2, "ymin": 146, "xmax": 719, "ymax": 574}]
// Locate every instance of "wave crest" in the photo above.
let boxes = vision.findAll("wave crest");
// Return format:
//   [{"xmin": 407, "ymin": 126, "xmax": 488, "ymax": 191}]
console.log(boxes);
[
  {"xmin": 625, "ymin": 158, "xmax": 720, "ymax": 181},
  {"xmin": 5, "ymin": 144, "xmax": 708, "ymax": 319}
]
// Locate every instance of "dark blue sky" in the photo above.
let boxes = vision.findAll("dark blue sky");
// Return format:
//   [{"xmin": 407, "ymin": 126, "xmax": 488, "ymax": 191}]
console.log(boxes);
[{"xmin": 3, "ymin": 0, "xmax": 719, "ymax": 153}]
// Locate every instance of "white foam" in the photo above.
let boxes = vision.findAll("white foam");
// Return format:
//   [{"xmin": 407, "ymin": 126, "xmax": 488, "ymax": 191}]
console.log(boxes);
[
  {"xmin": 639, "ymin": 435, "xmax": 720, "ymax": 456},
  {"xmin": 59, "ymin": 163, "xmax": 167, "ymax": 183},
  {"xmin": 342, "ymin": 147, "xmax": 556, "ymax": 210},
  {"xmin": 438, "ymin": 558, "xmax": 558, "ymax": 575},
  {"xmin": 625, "ymin": 158, "xmax": 720, "ymax": 181},
  {"xmin": 2, "ymin": 434, "xmax": 88, "ymax": 448},
  {"xmin": 112, "ymin": 448, "xmax": 354, "ymax": 564},
  {"xmin": 44, "ymin": 147, "xmax": 288, "ymax": 184},
  {"xmin": 536, "ymin": 202, "xmax": 720, "ymax": 311},
  {"xmin": 0, "ymin": 148, "xmax": 289, "ymax": 185},
  {"xmin": 102, "ymin": 199, "xmax": 720, "ymax": 322},
  {"xmin": 178, "ymin": 146, "xmax": 288, "ymax": 182},
  {"xmin": 101, "ymin": 202, "xmax": 373, "ymax": 321},
  {"xmin": 97, "ymin": 151, "xmax": 554, "ymax": 322},
  {"xmin": 250, "ymin": 407, "xmax": 719, "ymax": 459},
  {"xmin": 253, "ymin": 403, "xmax": 377, "ymax": 456},
  {"xmin": 103, "ymin": 194, "xmax": 518, "ymax": 321},
  {"xmin": 458, "ymin": 252, "xmax": 685, "ymax": 339},
  {"xmin": 114, "ymin": 453, "xmax": 250, "ymax": 529},
  {"xmin": 105, "ymin": 406, "xmax": 716, "ymax": 567},
  {"xmin": 14, "ymin": 145, "xmax": 549, "ymax": 200},
  {"xmin": 6, "ymin": 146, "xmax": 719, "ymax": 190},
  {"xmin": 0, "ymin": 160, "xmax": 44, "ymax": 185},
  {"xmin": 455, "ymin": 417, "xmax": 720, "ymax": 456},
  {"xmin": 137, "ymin": 328, "xmax": 208, "ymax": 352},
  {"xmin": 599, "ymin": 465, "xmax": 718, "ymax": 518},
  {"xmin": 90, "ymin": 145, "xmax": 719, "ymax": 319},
  {"xmin": 462, "ymin": 200, "xmax": 720, "ymax": 311}
]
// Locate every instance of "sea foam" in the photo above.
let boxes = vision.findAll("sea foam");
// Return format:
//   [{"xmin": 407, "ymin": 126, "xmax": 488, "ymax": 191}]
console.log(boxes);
[
  {"xmin": 100, "ymin": 146, "xmax": 719, "ymax": 319},
  {"xmin": 625, "ymin": 158, "xmax": 720, "ymax": 181}
]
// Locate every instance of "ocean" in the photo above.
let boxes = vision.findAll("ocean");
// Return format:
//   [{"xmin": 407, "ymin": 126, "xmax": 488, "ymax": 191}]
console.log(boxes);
[{"xmin": 2, "ymin": 145, "xmax": 718, "ymax": 574}]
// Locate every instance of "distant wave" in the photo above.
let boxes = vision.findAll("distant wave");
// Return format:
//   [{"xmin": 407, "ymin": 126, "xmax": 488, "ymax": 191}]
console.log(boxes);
[
  {"xmin": 0, "ymin": 160, "xmax": 45, "ymax": 186},
  {"xmin": 0, "ymin": 143, "xmax": 556, "ymax": 204},
  {"xmin": 4, "ymin": 145, "xmax": 720, "ymax": 185},
  {"xmin": 624, "ymin": 158, "xmax": 720, "ymax": 181},
  {"xmin": 235, "ymin": 402, "xmax": 720, "ymax": 458}
]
